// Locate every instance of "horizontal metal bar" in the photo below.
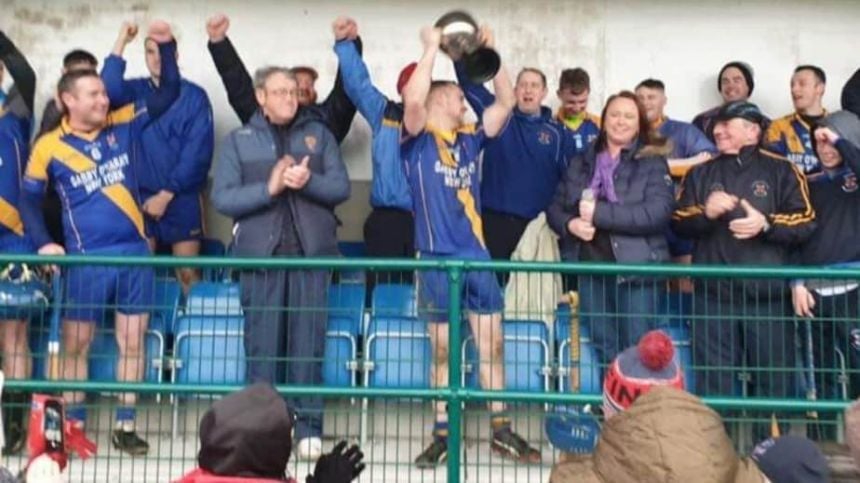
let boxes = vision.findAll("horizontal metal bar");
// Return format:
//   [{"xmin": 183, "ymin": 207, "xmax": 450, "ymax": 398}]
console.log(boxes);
[{"xmin": 4, "ymin": 254, "xmax": 860, "ymax": 279}]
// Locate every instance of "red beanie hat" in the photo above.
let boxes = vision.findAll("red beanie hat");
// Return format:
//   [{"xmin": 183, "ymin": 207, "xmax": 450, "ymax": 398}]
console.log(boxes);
[
  {"xmin": 396, "ymin": 62, "xmax": 418, "ymax": 96},
  {"xmin": 603, "ymin": 330, "xmax": 685, "ymax": 418}
]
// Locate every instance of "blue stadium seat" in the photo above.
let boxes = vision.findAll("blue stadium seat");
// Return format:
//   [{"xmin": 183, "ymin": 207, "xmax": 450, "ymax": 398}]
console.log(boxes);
[
  {"xmin": 556, "ymin": 305, "xmax": 602, "ymax": 394},
  {"xmin": 324, "ymin": 283, "xmax": 366, "ymax": 387},
  {"xmin": 185, "ymin": 282, "xmax": 243, "ymax": 318},
  {"xmin": 462, "ymin": 320, "xmax": 552, "ymax": 393},
  {"xmin": 364, "ymin": 284, "xmax": 429, "ymax": 389},
  {"xmin": 174, "ymin": 281, "xmax": 245, "ymax": 385},
  {"xmin": 173, "ymin": 315, "xmax": 246, "ymax": 385}
]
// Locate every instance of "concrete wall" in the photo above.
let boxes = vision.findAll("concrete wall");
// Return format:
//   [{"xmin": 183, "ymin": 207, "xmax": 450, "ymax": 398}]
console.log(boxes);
[{"xmin": 3, "ymin": 0, "xmax": 859, "ymax": 244}]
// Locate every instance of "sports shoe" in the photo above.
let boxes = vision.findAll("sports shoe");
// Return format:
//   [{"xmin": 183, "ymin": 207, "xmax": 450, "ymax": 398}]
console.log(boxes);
[
  {"xmin": 414, "ymin": 439, "xmax": 447, "ymax": 469},
  {"xmin": 296, "ymin": 437, "xmax": 323, "ymax": 461},
  {"xmin": 491, "ymin": 428, "xmax": 541, "ymax": 464},
  {"xmin": 111, "ymin": 429, "xmax": 150, "ymax": 456}
]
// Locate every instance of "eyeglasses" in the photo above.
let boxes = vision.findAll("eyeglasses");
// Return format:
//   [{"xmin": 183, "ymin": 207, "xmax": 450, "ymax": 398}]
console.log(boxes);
[{"xmin": 266, "ymin": 88, "xmax": 296, "ymax": 98}]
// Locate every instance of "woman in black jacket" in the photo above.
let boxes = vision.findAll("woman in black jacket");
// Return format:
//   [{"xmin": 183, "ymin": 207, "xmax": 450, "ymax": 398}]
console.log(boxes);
[{"xmin": 548, "ymin": 90, "xmax": 675, "ymax": 364}]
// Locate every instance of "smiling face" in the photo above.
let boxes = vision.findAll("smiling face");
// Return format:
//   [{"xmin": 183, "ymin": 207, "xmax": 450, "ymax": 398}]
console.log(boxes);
[
  {"xmin": 713, "ymin": 118, "xmax": 760, "ymax": 154},
  {"xmin": 61, "ymin": 74, "xmax": 110, "ymax": 130},
  {"xmin": 604, "ymin": 96, "xmax": 640, "ymax": 147},
  {"xmin": 720, "ymin": 66, "xmax": 751, "ymax": 103}
]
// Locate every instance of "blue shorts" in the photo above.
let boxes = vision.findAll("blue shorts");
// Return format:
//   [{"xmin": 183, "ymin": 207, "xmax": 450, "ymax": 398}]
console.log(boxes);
[
  {"xmin": 417, "ymin": 253, "xmax": 503, "ymax": 322},
  {"xmin": 64, "ymin": 244, "xmax": 154, "ymax": 323},
  {"xmin": 145, "ymin": 192, "xmax": 204, "ymax": 245}
]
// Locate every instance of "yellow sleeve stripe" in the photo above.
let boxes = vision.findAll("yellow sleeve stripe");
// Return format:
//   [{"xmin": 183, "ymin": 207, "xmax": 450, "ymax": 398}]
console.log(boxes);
[
  {"xmin": 672, "ymin": 205, "xmax": 705, "ymax": 219},
  {"xmin": 0, "ymin": 197, "xmax": 25, "ymax": 236},
  {"xmin": 382, "ymin": 118, "xmax": 401, "ymax": 128},
  {"xmin": 771, "ymin": 163, "xmax": 815, "ymax": 226},
  {"xmin": 107, "ymin": 103, "xmax": 139, "ymax": 126},
  {"xmin": 26, "ymin": 132, "xmax": 62, "ymax": 181}
]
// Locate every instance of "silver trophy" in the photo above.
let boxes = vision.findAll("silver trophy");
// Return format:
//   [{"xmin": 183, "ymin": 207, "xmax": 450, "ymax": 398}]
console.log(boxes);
[{"xmin": 435, "ymin": 10, "xmax": 501, "ymax": 84}]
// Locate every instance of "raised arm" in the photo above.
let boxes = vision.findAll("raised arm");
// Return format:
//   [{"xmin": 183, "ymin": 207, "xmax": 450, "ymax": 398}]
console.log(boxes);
[
  {"xmin": 476, "ymin": 26, "xmax": 514, "ymax": 138},
  {"xmin": 101, "ymin": 21, "xmax": 144, "ymax": 107},
  {"xmin": 0, "ymin": 30, "xmax": 36, "ymax": 120},
  {"xmin": 143, "ymin": 23, "xmax": 180, "ymax": 120},
  {"xmin": 402, "ymin": 27, "xmax": 441, "ymax": 136},
  {"xmin": 316, "ymin": 19, "xmax": 361, "ymax": 143},
  {"xmin": 206, "ymin": 14, "xmax": 257, "ymax": 124},
  {"xmin": 332, "ymin": 17, "xmax": 387, "ymax": 133}
]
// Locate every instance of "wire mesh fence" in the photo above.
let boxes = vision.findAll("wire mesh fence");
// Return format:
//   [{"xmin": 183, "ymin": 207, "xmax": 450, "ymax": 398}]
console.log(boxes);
[{"xmin": 0, "ymin": 254, "xmax": 856, "ymax": 482}]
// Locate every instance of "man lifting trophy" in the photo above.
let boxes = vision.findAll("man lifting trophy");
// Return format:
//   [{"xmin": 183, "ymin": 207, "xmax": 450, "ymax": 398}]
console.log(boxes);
[{"xmin": 435, "ymin": 10, "xmax": 500, "ymax": 83}]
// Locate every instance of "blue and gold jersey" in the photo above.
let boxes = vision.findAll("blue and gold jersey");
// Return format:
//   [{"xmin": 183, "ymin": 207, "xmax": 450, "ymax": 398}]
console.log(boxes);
[
  {"xmin": 0, "ymin": 109, "xmax": 34, "ymax": 253},
  {"xmin": 23, "ymin": 104, "xmax": 149, "ymax": 254},
  {"xmin": 557, "ymin": 110, "xmax": 601, "ymax": 157},
  {"xmin": 402, "ymin": 124, "xmax": 488, "ymax": 256},
  {"xmin": 765, "ymin": 112, "xmax": 825, "ymax": 175}
]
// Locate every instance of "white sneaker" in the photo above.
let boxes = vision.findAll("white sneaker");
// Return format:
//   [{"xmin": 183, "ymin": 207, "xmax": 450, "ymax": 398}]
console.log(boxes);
[{"xmin": 296, "ymin": 437, "xmax": 323, "ymax": 461}]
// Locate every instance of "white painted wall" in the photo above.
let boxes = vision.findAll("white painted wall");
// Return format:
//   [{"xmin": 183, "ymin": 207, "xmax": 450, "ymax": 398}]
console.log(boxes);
[{"xmin": 3, "ymin": 0, "xmax": 859, "ymax": 241}]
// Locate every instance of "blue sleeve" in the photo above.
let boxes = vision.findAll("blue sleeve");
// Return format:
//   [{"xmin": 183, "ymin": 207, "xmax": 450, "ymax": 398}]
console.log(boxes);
[
  {"xmin": 454, "ymin": 61, "xmax": 494, "ymax": 120},
  {"xmin": 683, "ymin": 124, "xmax": 717, "ymax": 157},
  {"xmin": 166, "ymin": 88, "xmax": 214, "ymax": 194},
  {"xmin": 300, "ymin": 127, "xmax": 350, "ymax": 207},
  {"xmin": 100, "ymin": 54, "xmax": 145, "ymax": 108},
  {"xmin": 18, "ymin": 168, "xmax": 51, "ymax": 248},
  {"xmin": 333, "ymin": 39, "xmax": 386, "ymax": 133},
  {"xmin": 144, "ymin": 41, "xmax": 180, "ymax": 121},
  {"xmin": 211, "ymin": 132, "xmax": 273, "ymax": 218}
]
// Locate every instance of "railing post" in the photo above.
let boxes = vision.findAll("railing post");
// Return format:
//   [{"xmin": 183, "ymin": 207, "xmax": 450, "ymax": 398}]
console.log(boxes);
[{"xmin": 446, "ymin": 262, "xmax": 464, "ymax": 483}]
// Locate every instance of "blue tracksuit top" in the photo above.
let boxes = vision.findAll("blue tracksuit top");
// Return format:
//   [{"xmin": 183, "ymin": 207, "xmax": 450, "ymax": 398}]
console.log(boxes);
[
  {"xmin": 456, "ymin": 65, "xmax": 570, "ymax": 220},
  {"xmin": 333, "ymin": 39, "xmax": 411, "ymax": 212},
  {"xmin": 101, "ymin": 54, "xmax": 214, "ymax": 197}
]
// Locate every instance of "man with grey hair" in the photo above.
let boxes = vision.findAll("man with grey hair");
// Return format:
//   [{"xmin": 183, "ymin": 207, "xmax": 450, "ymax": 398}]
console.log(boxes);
[
  {"xmin": 673, "ymin": 101, "xmax": 815, "ymax": 437},
  {"xmin": 212, "ymin": 64, "xmax": 350, "ymax": 461}
]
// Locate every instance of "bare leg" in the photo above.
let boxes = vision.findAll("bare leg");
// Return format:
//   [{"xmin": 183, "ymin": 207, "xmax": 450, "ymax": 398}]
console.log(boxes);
[
  {"xmin": 469, "ymin": 312, "xmax": 505, "ymax": 413},
  {"xmin": 427, "ymin": 322, "xmax": 450, "ymax": 423},
  {"xmin": 62, "ymin": 320, "xmax": 95, "ymax": 406},
  {"xmin": 0, "ymin": 320, "xmax": 31, "ymax": 379},
  {"xmin": 115, "ymin": 312, "xmax": 149, "ymax": 408}
]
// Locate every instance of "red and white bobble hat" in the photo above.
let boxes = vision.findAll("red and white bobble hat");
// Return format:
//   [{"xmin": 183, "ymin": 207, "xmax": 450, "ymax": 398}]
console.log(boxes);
[{"xmin": 603, "ymin": 330, "xmax": 685, "ymax": 419}]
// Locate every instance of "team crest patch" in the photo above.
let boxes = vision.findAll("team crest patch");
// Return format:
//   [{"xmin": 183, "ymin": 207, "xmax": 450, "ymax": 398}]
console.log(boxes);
[
  {"xmin": 537, "ymin": 131, "xmax": 552, "ymax": 145},
  {"xmin": 304, "ymin": 135, "xmax": 318, "ymax": 152},
  {"xmin": 751, "ymin": 180, "xmax": 769, "ymax": 198},
  {"xmin": 90, "ymin": 146, "xmax": 102, "ymax": 161},
  {"xmin": 107, "ymin": 133, "xmax": 119, "ymax": 151},
  {"xmin": 843, "ymin": 173, "xmax": 858, "ymax": 193},
  {"xmin": 709, "ymin": 182, "xmax": 725, "ymax": 193}
]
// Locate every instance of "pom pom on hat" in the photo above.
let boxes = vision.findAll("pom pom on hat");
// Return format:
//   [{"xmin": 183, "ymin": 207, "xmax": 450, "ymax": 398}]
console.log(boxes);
[
  {"xmin": 603, "ymin": 330, "xmax": 685, "ymax": 418},
  {"xmin": 638, "ymin": 330, "xmax": 675, "ymax": 371}
]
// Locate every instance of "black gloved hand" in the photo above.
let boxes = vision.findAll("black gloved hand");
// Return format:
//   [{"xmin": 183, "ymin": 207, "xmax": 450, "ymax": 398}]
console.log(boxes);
[{"xmin": 306, "ymin": 440, "xmax": 366, "ymax": 483}]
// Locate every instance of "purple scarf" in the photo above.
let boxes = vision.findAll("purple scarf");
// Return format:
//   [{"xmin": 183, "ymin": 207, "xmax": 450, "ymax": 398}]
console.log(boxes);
[{"xmin": 589, "ymin": 150, "xmax": 621, "ymax": 203}]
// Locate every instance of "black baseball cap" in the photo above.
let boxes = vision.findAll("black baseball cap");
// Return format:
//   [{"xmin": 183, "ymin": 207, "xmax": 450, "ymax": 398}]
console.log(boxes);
[{"xmin": 714, "ymin": 101, "xmax": 765, "ymax": 126}]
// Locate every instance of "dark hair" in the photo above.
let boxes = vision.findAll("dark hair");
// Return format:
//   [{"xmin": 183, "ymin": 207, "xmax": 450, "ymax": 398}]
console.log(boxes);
[
  {"xmin": 594, "ymin": 90, "xmax": 668, "ymax": 154},
  {"xmin": 517, "ymin": 68, "xmax": 547, "ymax": 88},
  {"xmin": 558, "ymin": 68, "xmax": 590, "ymax": 94},
  {"xmin": 62, "ymin": 49, "xmax": 98, "ymax": 70},
  {"xmin": 291, "ymin": 66, "xmax": 319, "ymax": 82},
  {"xmin": 635, "ymin": 78, "xmax": 665, "ymax": 91},
  {"xmin": 56, "ymin": 69, "xmax": 100, "ymax": 112},
  {"xmin": 794, "ymin": 65, "xmax": 826, "ymax": 84}
]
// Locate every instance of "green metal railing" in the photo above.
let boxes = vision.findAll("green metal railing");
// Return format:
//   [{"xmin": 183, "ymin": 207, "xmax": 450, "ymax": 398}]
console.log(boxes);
[{"xmin": 0, "ymin": 253, "xmax": 857, "ymax": 482}]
